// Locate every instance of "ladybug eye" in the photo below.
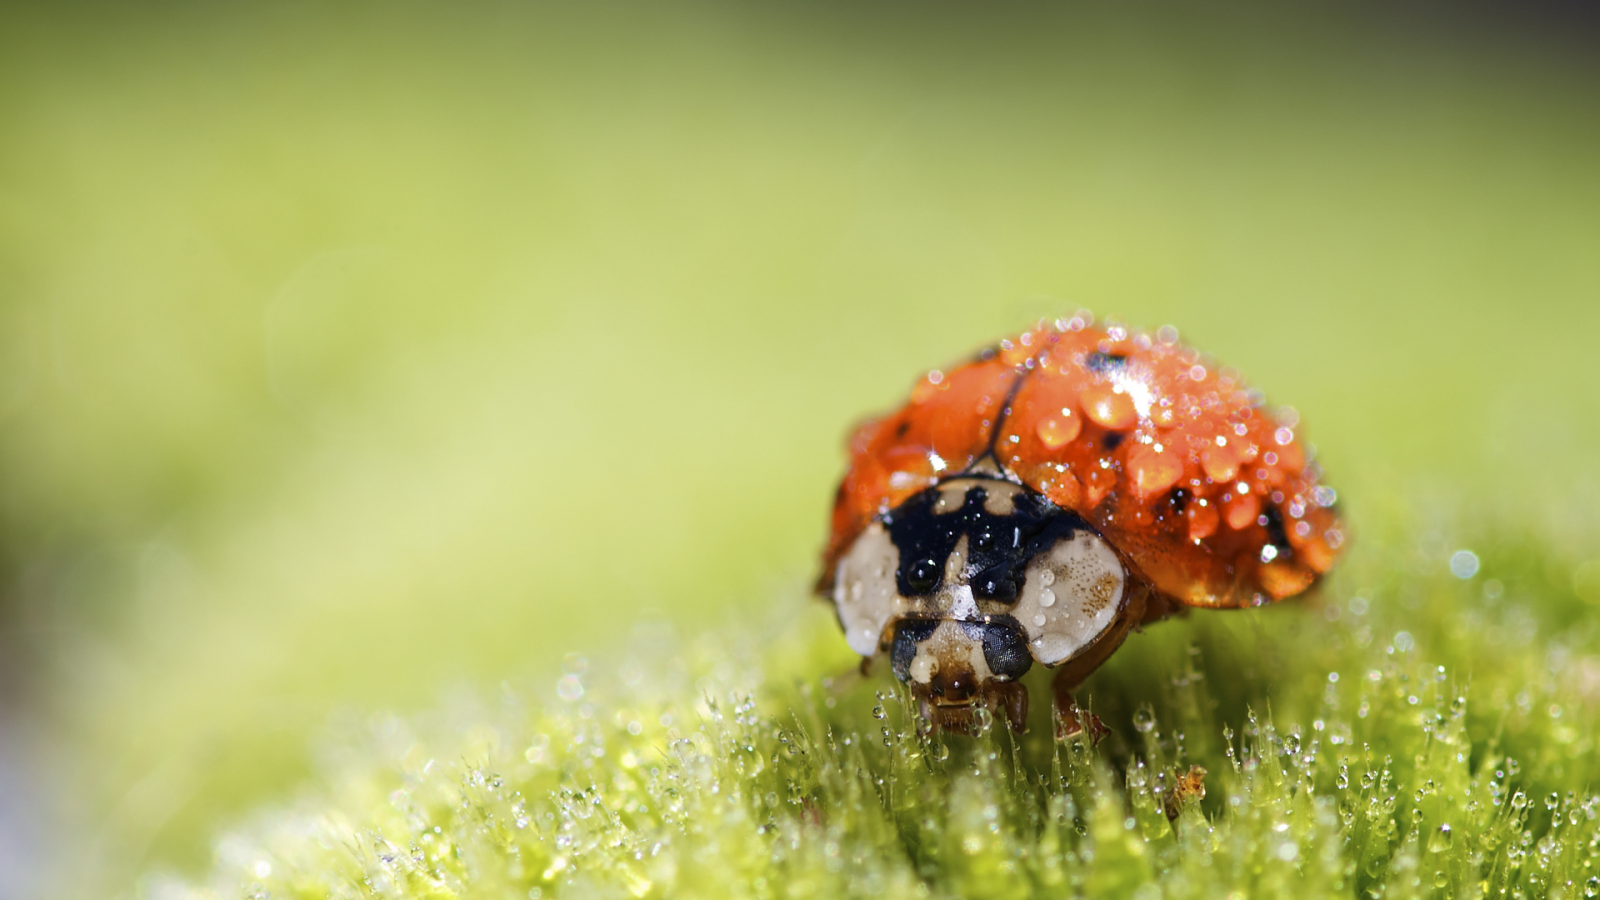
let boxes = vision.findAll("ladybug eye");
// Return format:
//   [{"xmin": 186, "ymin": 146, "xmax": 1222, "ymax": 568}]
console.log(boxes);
[
  {"xmin": 906, "ymin": 558, "xmax": 941, "ymax": 594},
  {"xmin": 889, "ymin": 619, "xmax": 940, "ymax": 682},
  {"xmin": 980, "ymin": 622, "xmax": 1033, "ymax": 681}
]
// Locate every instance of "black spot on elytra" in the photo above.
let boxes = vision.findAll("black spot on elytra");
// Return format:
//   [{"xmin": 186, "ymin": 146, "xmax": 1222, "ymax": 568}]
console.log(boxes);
[
  {"xmin": 1085, "ymin": 351, "xmax": 1128, "ymax": 373},
  {"xmin": 1168, "ymin": 487, "xmax": 1191, "ymax": 515},
  {"xmin": 1102, "ymin": 431, "xmax": 1125, "ymax": 451},
  {"xmin": 894, "ymin": 420, "xmax": 910, "ymax": 439},
  {"xmin": 1262, "ymin": 505, "xmax": 1293, "ymax": 558},
  {"xmin": 883, "ymin": 480, "xmax": 1092, "ymax": 603}
]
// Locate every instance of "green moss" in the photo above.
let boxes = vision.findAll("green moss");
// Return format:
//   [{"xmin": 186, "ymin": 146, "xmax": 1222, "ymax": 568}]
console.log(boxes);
[{"xmin": 144, "ymin": 517, "xmax": 1600, "ymax": 900}]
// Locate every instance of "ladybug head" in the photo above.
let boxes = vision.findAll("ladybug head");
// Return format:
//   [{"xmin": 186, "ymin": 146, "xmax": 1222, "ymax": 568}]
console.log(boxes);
[
  {"xmin": 888, "ymin": 617, "xmax": 1032, "ymax": 733},
  {"xmin": 829, "ymin": 475, "xmax": 1135, "ymax": 734}
]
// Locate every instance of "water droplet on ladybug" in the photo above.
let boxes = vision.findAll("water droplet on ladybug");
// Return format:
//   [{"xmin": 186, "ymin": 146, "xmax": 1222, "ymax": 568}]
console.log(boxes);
[
  {"xmin": 1224, "ymin": 493, "xmax": 1260, "ymax": 531},
  {"xmin": 1127, "ymin": 444, "xmax": 1183, "ymax": 499},
  {"xmin": 1039, "ymin": 588, "xmax": 1056, "ymax": 608},
  {"xmin": 1202, "ymin": 444, "xmax": 1239, "ymax": 482},
  {"xmin": 907, "ymin": 559, "xmax": 940, "ymax": 593},
  {"xmin": 1035, "ymin": 412, "xmax": 1081, "ymax": 450},
  {"xmin": 1081, "ymin": 383, "xmax": 1136, "ymax": 430}
]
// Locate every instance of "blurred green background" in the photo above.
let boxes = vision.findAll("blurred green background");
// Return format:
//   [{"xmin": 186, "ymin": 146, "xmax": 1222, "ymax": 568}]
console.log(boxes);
[{"xmin": 0, "ymin": 1, "xmax": 1597, "ymax": 896}]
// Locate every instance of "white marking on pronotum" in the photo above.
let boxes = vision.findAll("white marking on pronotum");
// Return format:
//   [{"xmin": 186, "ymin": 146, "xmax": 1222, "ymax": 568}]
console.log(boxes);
[
  {"xmin": 948, "ymin": 584, "xmax": 978, "ymax": 621},
  {"xmin": 1010, "ymin": 529, "xmax": 1128, "ymax": 665},
  {"xmin": 932, "ymin": 477, "xmax": 1022, "ymax": 516},
  {"xmin": 832, "ymin": 523, "xmax": 901, "ymax": 656}
]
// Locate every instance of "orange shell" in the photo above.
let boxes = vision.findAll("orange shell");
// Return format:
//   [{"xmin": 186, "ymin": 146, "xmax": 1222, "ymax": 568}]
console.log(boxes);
[{"xmin": 819, "ymin": 317, "xmax": 1344, "ymax": 608}]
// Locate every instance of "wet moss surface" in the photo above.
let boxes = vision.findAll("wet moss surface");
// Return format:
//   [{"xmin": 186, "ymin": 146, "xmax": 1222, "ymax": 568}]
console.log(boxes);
[{"xmin": 148, "ymin": 516, "xmax": 1600, "ymax": 900}]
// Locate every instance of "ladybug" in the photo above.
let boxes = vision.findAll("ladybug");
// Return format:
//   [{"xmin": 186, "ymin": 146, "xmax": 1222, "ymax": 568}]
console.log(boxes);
[{"xmin": 818, "ymin": 313, "xmax": 1344, "ymax": 736}]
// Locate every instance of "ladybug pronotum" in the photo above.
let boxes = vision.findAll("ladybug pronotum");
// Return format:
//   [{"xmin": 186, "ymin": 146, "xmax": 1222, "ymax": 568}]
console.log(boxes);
[{"xmin": 818, "ymin": 314, "xmax": 1344, "ymax": 736}]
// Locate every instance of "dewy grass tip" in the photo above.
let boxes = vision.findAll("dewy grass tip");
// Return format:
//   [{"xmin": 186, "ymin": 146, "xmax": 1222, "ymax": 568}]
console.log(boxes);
[{"xmin": 146, "ymin": 524, "xmax": 1600, "ymax": 900}]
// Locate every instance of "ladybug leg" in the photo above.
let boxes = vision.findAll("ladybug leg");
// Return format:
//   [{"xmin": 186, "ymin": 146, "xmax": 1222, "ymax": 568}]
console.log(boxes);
[
  {"xmin": 991, "ymin": 681, "xmax": 1029, "ymax": 733},
  {"xmin": 1051, "ymin": 664, "xmax": 1109, "ymax": 743},
  {"xmin": 1050, "ymin": 583, "xmax": 1155, "ymax": 741}
]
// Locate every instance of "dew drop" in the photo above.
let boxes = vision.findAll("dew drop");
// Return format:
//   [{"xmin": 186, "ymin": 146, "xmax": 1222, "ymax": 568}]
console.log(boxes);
[
  {"xmin": 1033, "ymin": 614, "xmax": 1047, "ymax": 627},
  {"xmin": 1036, "ymin": 414, "xmax": 1081, "ymax": 450},
  {"xmin": 1132, "ymin": 708, "xmax": 1156, "ymax": 734},
  {"xmin": 1082, "ymin": 384, "xmax": 1136, "ymax": 430},
  {"xmin": 556, "ymin": 675, "xmax": 584, "ymax": 702},
  {"xmin": 1040, "ymin": 569, "xmax": 1056, "ymax": 587},
  {"xmin": 1429, "ymin": 824, "xmax": 1453, "ymax": 853},
  {"xmin": 1039, "ymin": 589, "xmax": 1057, "ymax": 608},
  {"xmin": 1127, "ymin": 444, "xmax": 1183, "ymax": 498},
  {"xmin": 1450, "ymin": 550, "xmax": 1480, "ymax": 579}
]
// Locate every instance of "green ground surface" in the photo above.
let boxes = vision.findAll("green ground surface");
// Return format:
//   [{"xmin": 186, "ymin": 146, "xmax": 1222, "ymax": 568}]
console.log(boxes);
[
  {"xmin": 0, "ymin": 2, "xmax": 1596, "ymax": 897},
  {"xmin": 142, "ymin": 524, "xmax": 1600, "ymax": 899}
]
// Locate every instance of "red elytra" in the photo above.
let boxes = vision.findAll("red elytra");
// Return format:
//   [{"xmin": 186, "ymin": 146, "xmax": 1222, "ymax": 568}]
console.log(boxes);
[{"xmin": 819, "ymin": 317, "xmax": 1344, "ymax": 612}]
